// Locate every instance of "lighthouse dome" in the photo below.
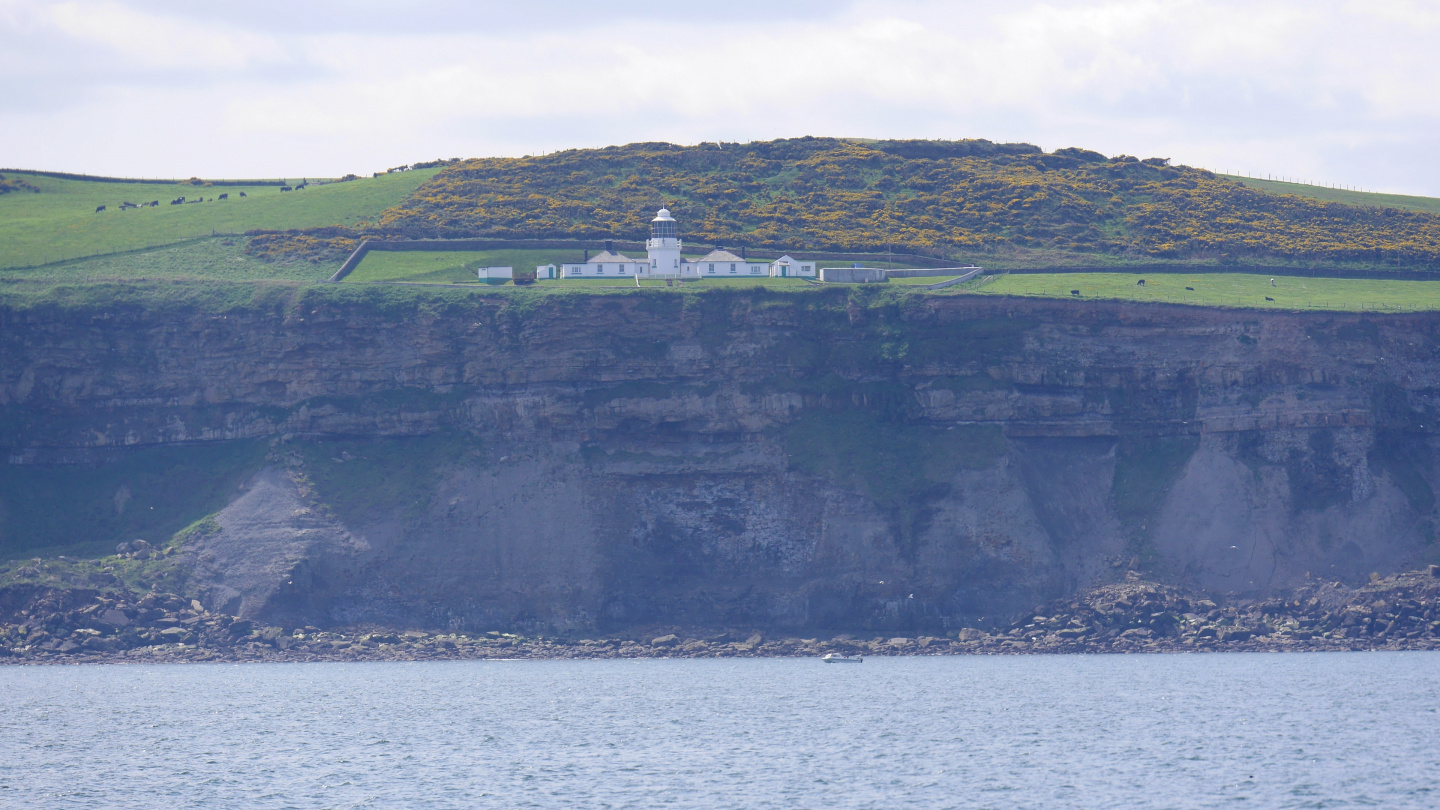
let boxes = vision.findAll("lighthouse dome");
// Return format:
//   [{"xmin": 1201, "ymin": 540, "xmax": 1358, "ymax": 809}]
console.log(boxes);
[{"xmin": 654, "ymin": 208, "xmax": 674, "ymax": 221}]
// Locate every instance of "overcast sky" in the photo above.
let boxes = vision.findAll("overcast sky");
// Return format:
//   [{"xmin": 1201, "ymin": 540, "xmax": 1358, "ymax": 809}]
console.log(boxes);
[{"xmin": 3, "ymin": 0, "xmax": 1439, "ymax": 196}]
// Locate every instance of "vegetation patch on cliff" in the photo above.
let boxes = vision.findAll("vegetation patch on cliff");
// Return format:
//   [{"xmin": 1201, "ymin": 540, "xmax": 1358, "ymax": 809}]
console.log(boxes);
[
  {"xmin": 783, "ymin": 411, "xmax": 1005, "ymax": 554},
  {"xmin": 1112, "ymin": 435, "xmax": 1202, "ymax": 534},
  {"xmin": 298, "ymin": 431, "xmax": 484, "ymax": 523},
  {"xmin": 0, "ymin": 441, "xmax": 267, "ymax": 560}
]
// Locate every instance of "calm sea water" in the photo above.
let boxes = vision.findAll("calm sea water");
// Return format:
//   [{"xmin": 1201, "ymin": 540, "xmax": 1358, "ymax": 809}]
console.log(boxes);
[{"xmin": 1, "ymin": 652, "xmax": 1437, "ymax": 809}]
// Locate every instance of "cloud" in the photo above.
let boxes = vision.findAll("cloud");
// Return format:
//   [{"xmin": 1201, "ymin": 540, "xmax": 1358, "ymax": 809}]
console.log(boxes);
[
  {"xmin": 1, "ymin": 0, "xmax": 1438, "ymax": 196},
  {"xmin": 46, "ymin": 1, "xmax": 288, "ymax": 70}
]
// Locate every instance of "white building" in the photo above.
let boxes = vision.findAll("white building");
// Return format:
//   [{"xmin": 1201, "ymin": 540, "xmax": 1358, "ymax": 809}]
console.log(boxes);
[
  {"xmin": 768, "ymin": 255, "xmax": 817, "ymax": 278},
  {"xmin": 539, "ymin": 209, "xmax": 817, "ymax": 281},
  {"xmin": 476, "ymin": 266, "xmax": 513, "ymax": 280},
  {"xmin": 560, "ymin": 245, "xmax": 648, "ymax": 278},
  {"xmin": 688, "ymin": 249, "xmax": 768, "ymax": 277}
]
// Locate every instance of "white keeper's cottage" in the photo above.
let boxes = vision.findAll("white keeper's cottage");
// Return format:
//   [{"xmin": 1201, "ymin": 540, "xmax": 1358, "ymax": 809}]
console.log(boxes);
[{"xmin": 550, "ymin": 209, "xmax": 816, "ymax": 279}]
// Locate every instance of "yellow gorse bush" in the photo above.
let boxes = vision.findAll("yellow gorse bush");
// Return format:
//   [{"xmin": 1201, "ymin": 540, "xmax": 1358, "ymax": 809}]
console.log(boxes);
[{"xmin": 260, "ymin": 138, "xmax": 1440, "ymax": 267}]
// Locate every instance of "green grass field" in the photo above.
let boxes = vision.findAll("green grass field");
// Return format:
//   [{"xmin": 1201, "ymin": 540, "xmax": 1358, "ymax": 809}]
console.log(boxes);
[
  {"xmin": 974, "ymin": 271, "xmax": 1440, "ymax": 312},
  {"xmin": 0, "ymin": 169, "xmax": 440, "ymax": 269},
  {"xmin": 0, "ymin": 238, "xmax": 329, "ymax": 285},
  {"xmin": 1223, "ymin": 175, "xmax": 1440, "ymax": 215},
  {"xmin": 347, "ymin": 249, "xmax": 571, "ymax": 283}
]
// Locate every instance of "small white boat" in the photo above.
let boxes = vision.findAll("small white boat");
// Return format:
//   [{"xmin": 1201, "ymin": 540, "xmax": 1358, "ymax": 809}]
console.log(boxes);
[{"xmin": 821, "ymin": 652, "xmax": 863, "ymax": 663}]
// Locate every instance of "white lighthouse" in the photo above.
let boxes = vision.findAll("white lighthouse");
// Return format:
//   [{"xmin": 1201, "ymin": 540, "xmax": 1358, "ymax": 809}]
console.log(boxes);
[{"xmin": 646, "ymin": 208, "xmax": 683, "ymax": 276}]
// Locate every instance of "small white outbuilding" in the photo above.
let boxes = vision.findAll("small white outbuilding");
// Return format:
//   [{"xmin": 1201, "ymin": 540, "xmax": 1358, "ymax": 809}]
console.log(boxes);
[{"xmin": 769, "ymin": 255, "xmax": 817, "ymax": 278}]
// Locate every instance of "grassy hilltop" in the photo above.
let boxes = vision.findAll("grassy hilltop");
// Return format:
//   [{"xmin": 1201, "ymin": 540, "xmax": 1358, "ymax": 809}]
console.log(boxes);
[
  {"xmin": 6, "ymin": 139, "xmax": 1440, "ymax": 312},
  {"xmin": 344, "ymin": 138, "xmax": 1440, "ymax": 268}
]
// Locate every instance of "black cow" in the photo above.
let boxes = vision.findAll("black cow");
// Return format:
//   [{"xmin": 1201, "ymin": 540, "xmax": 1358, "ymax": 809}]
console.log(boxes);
[
  {"xmin": 1185, "ymin": 286, "xmax": 1194, "ymax": 291},
  {"xmin": 219, "ymin": 193, "xmax": 228, "ymax": 200},
  {"xmin": 239, "ymin": 191, "xmax": 247, "ymax": 197},
  {"xmin": 149, "ymin": 201, "xmax": 158, "ymax": 207},
  {"xmin": 1265, "ymin": 297, "xmax": 1275, "ymax": 302},
  {"xmin": 295, "ymin": 183, "xmax": 306, "ymax": 190},
  {"xmin": 1070, "ymin": 289, "xmax": 1080, "ymax": 296},
  {"xmin": 280, "ymin": 186, "xmax": 292, "ymax": 192},
  {"xmin": 95, "ymin": 205, "xmax": 106, "ymax": 212},
  {"xmin": 171, "ymin": 197, "xmax": 185, "ymax": 205},
  {"xmin": 1136, "ymin": 279, "xmax": 1146, "ymax": 286}
]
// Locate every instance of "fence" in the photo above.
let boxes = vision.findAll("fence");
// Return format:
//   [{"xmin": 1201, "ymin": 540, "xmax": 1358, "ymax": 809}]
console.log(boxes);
[
  {"xmin": 885, "ymin": 266, "xmax": 982, "ymax": 278},
  {"xmin": 1, "ymin": 233, "xmax": 248, "ymax": 272},
  {"xmin": 328, "ymin": 238, "xmax": 648, "ymax": 282}
]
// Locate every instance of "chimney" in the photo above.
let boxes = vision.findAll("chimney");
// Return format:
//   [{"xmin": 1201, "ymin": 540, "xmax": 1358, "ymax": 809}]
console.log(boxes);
[
  {"xmin": 583, "ymin": 248, "xmax": 589, "ymax": 262},
  {"xmin": 605, "ymin": 239, "xmax": 613, "ymax": 253},
  {"xmin": 741, "ymin": 246, "xmax": 746, "ymax": 260}
]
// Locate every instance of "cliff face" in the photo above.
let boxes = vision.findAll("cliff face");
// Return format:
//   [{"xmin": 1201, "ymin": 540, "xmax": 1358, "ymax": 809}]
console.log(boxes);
[{"xmin": 3, "ymin": 287, "xmax": 1439, "ymax": 633}]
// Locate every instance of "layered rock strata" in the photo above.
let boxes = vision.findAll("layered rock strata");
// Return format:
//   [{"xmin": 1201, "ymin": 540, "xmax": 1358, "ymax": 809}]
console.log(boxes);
[{"xmin": 3, "ymin": 288, "xmax": 1440, "ymax": 632}]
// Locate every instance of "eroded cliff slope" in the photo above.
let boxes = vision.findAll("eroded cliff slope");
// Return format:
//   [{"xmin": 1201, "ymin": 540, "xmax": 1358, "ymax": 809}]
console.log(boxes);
[{"xmin": 3, "ymin": 285, "xmax": 1439, "ymax": 633}]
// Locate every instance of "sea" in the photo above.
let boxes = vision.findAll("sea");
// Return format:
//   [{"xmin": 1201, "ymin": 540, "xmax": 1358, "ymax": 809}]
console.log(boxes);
[{"xmin": 1, "ymin": 652, "xmax": 1436, "ymax": 809}]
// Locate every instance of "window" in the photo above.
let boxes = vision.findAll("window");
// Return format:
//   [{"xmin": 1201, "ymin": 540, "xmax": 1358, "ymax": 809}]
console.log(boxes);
[
  {"xmin": 708, "ymin": 263, "xmax": 715, "ymax": 273},
  {"xmin": 730, "ymin": 263, "xmax": 737, "ymax": 273},
  {"xmin": 619, "ymin": 265, "xmax": 628, "ymax": 274}
]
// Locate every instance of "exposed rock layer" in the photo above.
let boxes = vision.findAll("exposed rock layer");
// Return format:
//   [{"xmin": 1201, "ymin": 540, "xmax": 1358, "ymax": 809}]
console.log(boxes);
[{"xmin": 4, "ymin": 288, "xmax": 1440, "ymax": 632}]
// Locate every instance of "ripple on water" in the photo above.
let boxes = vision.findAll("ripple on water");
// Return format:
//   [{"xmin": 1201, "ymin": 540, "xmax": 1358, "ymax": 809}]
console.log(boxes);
[{"xmin": 0, "ymin": 653, "xmax": 1437, "ymax": 809}]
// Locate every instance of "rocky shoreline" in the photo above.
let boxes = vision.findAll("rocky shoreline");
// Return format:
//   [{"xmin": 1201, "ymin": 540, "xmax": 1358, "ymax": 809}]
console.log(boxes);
[{"xmin": 3, "ymin": 568, "xmax": 1439, "ymax": 666}]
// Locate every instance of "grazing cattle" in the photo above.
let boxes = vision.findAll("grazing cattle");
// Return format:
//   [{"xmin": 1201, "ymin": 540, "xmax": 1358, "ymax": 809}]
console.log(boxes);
[
  {"xmin": 119, "ymin": 202, "xmax": 137, "ymax": 209},
  {"xmin": 1185, "ymin": 286, "xmax": 1194, "ymax": 291},
  {"xmin": 218, "ymin": 193, "xmax": 228, "ymax": 200},
  {"xmin": 1070, "ymin": 289, "xmax": 1081, "ymax": 296},
  {"xmin": 1136, "ymin": 279, "xmax": 1145, "ymax": 286},
  {"xmin": 239, "ymin": 191, "xmax": 247, "ymax": 197},
  {"xmin": 1265, "ymin": 296, "xmax": 1275, "ymax": 301},
  {"xmin": 149, "ymin": 201, "xmax": 158, "ymax": 207},
  {"xmin": 171, "ymin": 197, "xmax": 185, "ymax": 205},
  {"xmin": 95, "ymin": 205, "xmax": 106, "ymax": 213},
  {"xmin": 295, "ymin": 183, "xmax": 306, "ymax": 190},
  {"xmin": 280, "ymin": 186, "xmax": 292, "ymax": 192}
]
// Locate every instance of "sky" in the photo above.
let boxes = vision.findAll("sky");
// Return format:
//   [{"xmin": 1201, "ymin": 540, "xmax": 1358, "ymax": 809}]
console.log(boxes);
[{"xmin": 3, "ymin": 0, "xmax": 1440, "ymax": 196}]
